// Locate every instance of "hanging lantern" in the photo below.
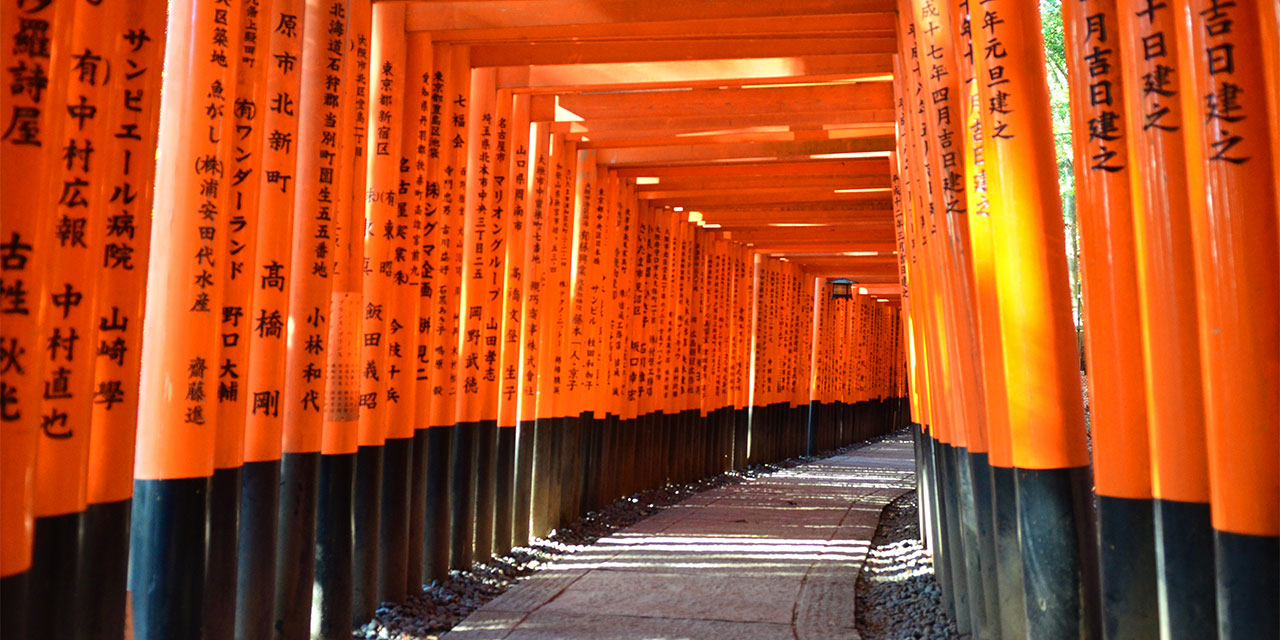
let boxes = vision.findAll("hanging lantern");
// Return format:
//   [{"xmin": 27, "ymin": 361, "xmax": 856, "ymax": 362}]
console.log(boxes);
[{"xmin": 830, "ymin": 278, "xmax": 854, "ymax": 300}]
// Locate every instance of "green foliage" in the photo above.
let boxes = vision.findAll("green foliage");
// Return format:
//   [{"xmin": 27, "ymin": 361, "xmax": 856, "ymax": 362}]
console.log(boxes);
[
  {"xmin": 1040, "ymin": 0, "xmax": 1075, "ymax": 207},
  {"xmin": 1040, "ymin": 0, "xmax": 1085, "ymax": 345}
]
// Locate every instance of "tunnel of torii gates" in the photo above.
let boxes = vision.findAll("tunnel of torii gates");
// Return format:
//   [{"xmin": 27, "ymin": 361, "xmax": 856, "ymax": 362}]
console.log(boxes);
[{"xmin": 0, "ymin": 0, "xmax": 1277, "ymax": 638}]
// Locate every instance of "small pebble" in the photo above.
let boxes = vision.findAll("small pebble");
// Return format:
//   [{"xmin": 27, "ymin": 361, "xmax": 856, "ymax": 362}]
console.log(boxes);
[{"xmin": 855, "ymin": 489, "xmax": 970, "ymax": 640}]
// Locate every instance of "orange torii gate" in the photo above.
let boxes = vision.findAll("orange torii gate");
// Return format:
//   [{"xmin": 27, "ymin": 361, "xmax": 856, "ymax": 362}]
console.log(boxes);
[{"xmin": 2, "ymin": 2, "xmax": 1276, "ymax": 640}]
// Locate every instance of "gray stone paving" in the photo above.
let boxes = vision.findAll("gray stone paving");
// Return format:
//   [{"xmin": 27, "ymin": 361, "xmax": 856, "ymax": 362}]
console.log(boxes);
[{"xmin": 445, "ymin": 436, "xmax": 916, "ymax": 640}]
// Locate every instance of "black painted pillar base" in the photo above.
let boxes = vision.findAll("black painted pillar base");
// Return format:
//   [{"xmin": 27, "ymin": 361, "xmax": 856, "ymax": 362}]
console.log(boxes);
[
  {"xmin": 205, "ymin": 466, "xmax": 242, "ymax": 640},
  {"xmin": 406, "ymin": 430, "xmax": 429, "ymax": 594},
  {"xmin": 1214, "ymin": 530, "xmax": 1279, "ymax": 640},
  {"xmin": 528, "ymin": 417, "xmax": 553, "ymax": 538},
  {"xmin": 595, "ymin": 413, "xmax": 614, "ymax": 508},
  {"xmin": 992, "ymin": 464, "xmax": 1028, "ymax": 640},
  {"xmin": 644, "ymin": 411, "xmax": 661, "ymax": 489},
  {"xmin": 911, "ymin": 424, "xmax": 928, "ymax": 550},
  {"xmin": 617, "ymin": 416, "xmax": 636, "ymax": 497},
  {"xmin": 78, "ymin": 498, "xmax": 131, "ymax": 640},
  {"xmin": 680, "ymin": 409, "xmax": 697, "ymax": 482},
  {"xmin": 449, "ymin": 421, "xmax": 477, "ymax": 570},
  {"xmin": 940, "ymin": 443, "xmax": 970, "ymax": 634},
  {"xmin": 732, "ymin": 407, "xmax": 748, "ymax": 471},
  {"xmin": 353, "ymin": 444, "xmax": 384, "ymax": 623},
  {"xmin": 955, "ymin": 447, "xmax": 988, "ymax": 637},
  {"xmin": 805, "ymin": 401, "xmax": 817, "ymax": 456},
  {"xmin": 29, "ymin": 511, "xmax": 84, "ymax": 640},
  {"xmin": 1096, "ymin": 495, "xmax": 1158, "ymax": 639},
  {"xmin": 721, "ymin": 408, "xmax": 734, "ymax": 473},
  {"xmin": 422, "ymin": 425, "xmax": 452, "ymax": 581},
  {"xmin": 1015, "ymin": 465, "xmax": 1099, "ymax": 640},
  {"xmin": 274, "ymin": 452, "xmax": 320, "ymax": 640},
  {"xmin": 1153, "ymin": 498, "xmax": 1217, "ymax": 640},
  {"xmin": 235, "ymin": 460, "xmax": 280, "ymax": 640},
  {"xmin": 543, "ymin": 416, "xmax": 565, "ymax": 534},
  {"xmin": 378, "ymin": 436, "xmax": 412, "ymax": 604},
  {"xmin": 474, "ymin": 420, "xmax": 498, "ymax": 562},
  {"xmin": 494, "ymin": 426, "xmax": 516, "ymax": 556},
  {"xmin": 571, "ymin": 411, "xmax": 585, "ymax": 514},
  {"xmin": 131, "ymin": 477, "xmax": 210, "ymax": 640},
  {"xmin": 563, "ymin": 412, "xmax": 579, "ymax": 520},
  {"xmin": 1, "ymin": 569, "xmax": 28, "ymax": 640},
  {"xmin": 315, "ymin": 452, "xmax": 355, "ymax": 640},
  {"xmin": 968, "ymin": 452, "xmax": 1001, "ymax": 640},
  {"xmin": 926, "ymin": 432, "xmax": 947, "ymax": 616},
  {"xmin": 512, "ymin": 419, "xmax": 535, "ymax": 548},
  {"xmin": 657, "ymin": 410, "xmax": 668, "ymax": 486},
  {"xmin": 579, "ymin": 412, "xmax": 599, "ymax": 514}
]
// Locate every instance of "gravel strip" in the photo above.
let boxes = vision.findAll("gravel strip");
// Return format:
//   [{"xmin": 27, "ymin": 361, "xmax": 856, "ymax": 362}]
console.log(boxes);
[
  {"xmin": 856, "ymin": 490, "xmax": 969, "ymax": 640},
  {"xmin": 354, "ymin": 431, "xmax": 905, "ymax": 640}
]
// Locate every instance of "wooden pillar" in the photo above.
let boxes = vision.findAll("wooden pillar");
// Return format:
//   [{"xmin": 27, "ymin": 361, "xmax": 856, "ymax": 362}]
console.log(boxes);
[
  {"xmin": 203, "ymin": 3, "xmax": 270, "ymax": 636},
  {"xmin": 233, "ymin": 1, "xmax": 303, "ymax": 636},
  {"xmin": 531, "ymin": 133, "xmax": 573, "ymax": 536},
  {"xmin": 26, "ymin": 2, "xmax": 125, "ymax": 636},
  {"xmin": 401, "ymin": 29, "xmax": 433, "ymax": 596},
  {"xmin": 486, "ymin": 90, "xmax": 522, "ymax": 555},
  {"xmin": 131, "ymin": 0, "xmax": 240, "ymax": 636},
  {"xmin": 442, "ymin": 45, "xmax": 475, "ymax": 571},
  {"xmin": 421, "ymin": 42, "xmax": 461, "ymax": 581},
  {"xmin": 311, "ymin": 0, "xmax": 369, "ymax": 633},
  {"xmin": 273, "ymin": 0, "xmax": 351, "ymax": 635},
  {"xmin": 494, "ymin": 93, "xmax": 530, "ymax": 555},
  {"xmin": 1113, "ymin": 2, "xmax": 1220, "ymax": 635},
  {"xmin": 468, "ymin": 85, "xmax": 509, "ymax": 561},
  {"xmin": 364, "ymin": 1, "xmax": 413, "ymax": 612},
  {"xmin": 512, "ymin": 108, "xmax": 545, "ymax": 549},
  {"xmin": 1173, "ymin": 1, "xmax": 1280, "ymax": 636},
  {"xmin": 73, "ymin": 2, "xmax": 166, "ymax": 637},
  {"xmin": 0, "ymin": 1, "xmax": 72, "ymax": 632},
  {"xmin": 894, "ymin": 24, "xmax": 968, "ymax": 625},
  {"xmin": 1060, "ymin": 1, "xmax": 1158, "ymax": 637},
  {"xmin": 448, "ymin": 57, "xmax": 485, "ymax": 569},
  {"xmin": 971, "ymin": 1, "xmax": 1097, "ymax": 637}
]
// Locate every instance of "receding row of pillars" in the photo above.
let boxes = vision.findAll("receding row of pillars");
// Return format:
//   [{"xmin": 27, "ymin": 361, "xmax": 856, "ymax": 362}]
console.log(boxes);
[
  {"xmin": 893, "ymin": 0, "xmax": 1278, "ymax": 638},
  {"xmin": 0, "ymin": 1, "xmax": 911, "ymax": 638}
]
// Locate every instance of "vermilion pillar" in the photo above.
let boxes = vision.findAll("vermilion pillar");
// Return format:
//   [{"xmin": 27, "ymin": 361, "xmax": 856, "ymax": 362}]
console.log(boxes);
[
  {"xmin": 30, "ymin": 2, "xmax": 123, "ymax": 635},
  {"xmin": 1063, "ymin": 1, "xmax": 1157, "ymax": 637},
  {"xmin": 274, "ymin": 0, "xmax": 350, "ymax": 635},
  {"xmin": 0, "ymin": 2, "xmax": 70, "ymax": 632},
  {"xmin": 895, "ymin": 21, "xmax": 967, "ymax": 626},
  {"xmin": 1174, "ymin": 1, "xmax": 1280, "ymax": 636},
  {"xmin": 311, "ymin": 0, "xmax": 367, "ymax": 631},
  {"xmin": 235, "ymin": 1, "xmax": 303, "ymax": 636},
  {"xmin": 496, "ymin": 92, "xmax": 532, "ymax": 556},
  {"xmin": 470, "ymin": 87, "xmax": 510, "ymax": 561},
  {"xmin": 514, "ymin": 120, "xmax": 552, "ymax": 544},
  {"xmin": 80, "ymin": 1, "xmax": 166, "ymax": 636},
  {"xmin": 351, "ymin": 2, "xmax": 401, "ymax": 621},
  {"xmin": 908, "ymin": 0, "xmax": 995, "ymax": 632},
  {"xmin": 204, "ymin": 3, "xmax": 269, "ymax": 635},
  {"xmin": 401, "ymin": 28, "xmax": 433, "ymax": 596},
  {"xmin": 449, "ymin": 58, "xmax": 485, "ymax": 570},
  {"xmin": 132, "ymin": 0, "xmax": 240, "ymax": 636},
  {"xmin": 1115, "ymin": 2, "xmax": 1217, "ymax": 635},
  {"xmin": 374, "ymin": 0, "xmax": 418, "ymax": 610},
  {"xmin": 422, "ymin": 42, "xmax": 461, "ymax": 581},
  {"xmin": 971, "ymin": 1, "xmax": 1097, "ymax": 637}
]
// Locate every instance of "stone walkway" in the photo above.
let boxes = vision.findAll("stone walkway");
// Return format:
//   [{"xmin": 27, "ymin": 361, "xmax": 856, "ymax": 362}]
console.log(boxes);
[{"xmin": 445, "ymin": 435, "xmax": 917, "ymax": 640}]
